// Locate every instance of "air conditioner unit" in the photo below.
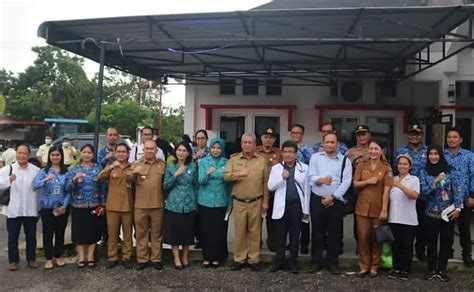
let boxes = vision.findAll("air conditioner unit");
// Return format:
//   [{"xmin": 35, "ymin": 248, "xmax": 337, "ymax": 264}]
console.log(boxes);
[{"xmin": 336, "ymin": 80, "xmax": 363, "ymax": 104}]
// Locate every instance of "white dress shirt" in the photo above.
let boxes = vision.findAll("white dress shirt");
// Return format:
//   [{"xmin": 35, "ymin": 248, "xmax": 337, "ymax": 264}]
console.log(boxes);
[
  {"xmin": 308, "ymin": 151, "xmax": 352, "ymax": 201},
  {"xmin": 388, "ymin": 174, "xmax": 420, "ymax": 226},
  {"xmin": 0, "ymin": 162, "xmax": 40, "ymax": 218},
  {"xmin": 128, "ymin": 143, "xmax": 165, "ymax": 163}
]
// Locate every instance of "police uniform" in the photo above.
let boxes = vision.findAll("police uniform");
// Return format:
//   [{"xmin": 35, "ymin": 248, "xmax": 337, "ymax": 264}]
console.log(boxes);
[
  {"xmin": 256, "ymin": 128, "xmax": 282, "ymax": 252},
  {"xmin": 353, "ymin": 159, "xmax": 393, "ymax": 272},
  {"xmin": 98, "ymin": 163, "xmax": 134, "ymax": 263},
  {"xmin": 133, "ymin": 158, "xmax": 167, "ymax": 265},
  {"xmin": 393, "ymin": 124, "xmax": 428, "ymax": 260},
  {"xmin": 224, "ymin": 152, "xmax": 269, "ymax": 265}
]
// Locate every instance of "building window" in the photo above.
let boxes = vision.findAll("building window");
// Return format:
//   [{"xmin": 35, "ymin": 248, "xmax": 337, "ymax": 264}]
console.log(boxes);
[
  {"xmin": 469, "ymin": 82, "xmax": 474, "ymax": 98},
  {"xmin": 219, "ymin": 79, "xmax": 236, "ymax": 95},
  {"xmin": 243, "ymin": 79, "xmax": 259, "ymax": 95},
  {"xmin": 265, "ymin": 79, "xmax": 282, "ymax": 96},
  {"xmin": 376, "ymin": 80, "xmax": 396, "ymax": 98},
  {"xmin": 455, "ymin": 81, "xmax": 461, "ymax": 98}
]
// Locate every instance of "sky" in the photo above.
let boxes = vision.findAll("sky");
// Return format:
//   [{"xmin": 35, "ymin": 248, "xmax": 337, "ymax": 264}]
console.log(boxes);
[{"xmin": 0, "ymin": 0, "xmax": 270, "ymax": 107}]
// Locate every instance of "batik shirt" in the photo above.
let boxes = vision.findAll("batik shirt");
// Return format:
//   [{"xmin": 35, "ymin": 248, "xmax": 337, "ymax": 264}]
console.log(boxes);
[
  {"xmin": 444, "ymin": 148, "xmax": 474, "ymax": 202},
  {"xmin": 297, "ymin": 143, "xmax": 313, "ymax": 165},
  {"xmin": 394, "ymin": 144, "xmax": 428, "ymax": 178},
  {"xmin": 33, "ymin": 168, "xmax": 70, "ymax": 210},
  {"xmin": 164, "ymin": 163, "xmax": 198, "ymax": 213},
  {"xmin": 66, "ymin": 164, "xmax": 104, "ymax": 208}
]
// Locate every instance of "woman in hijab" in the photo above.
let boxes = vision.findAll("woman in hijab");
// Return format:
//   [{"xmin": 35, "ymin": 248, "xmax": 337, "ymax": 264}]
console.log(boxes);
[
  {"xmin": 197, "ymin": 137, "xmax": 231, "ymax": 268},
  {"xmin": 419, "ymin": 144, "xmax": 462, "ymax": 282}
]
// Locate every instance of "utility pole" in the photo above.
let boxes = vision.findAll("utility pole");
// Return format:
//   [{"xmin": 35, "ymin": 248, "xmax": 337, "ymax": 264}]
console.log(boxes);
[{"xmin": 157, "ymin": 79, "xmax": 163, "ymax": 134}]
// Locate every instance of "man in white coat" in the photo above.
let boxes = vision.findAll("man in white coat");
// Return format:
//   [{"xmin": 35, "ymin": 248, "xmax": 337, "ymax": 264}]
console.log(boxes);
[{"xmin": 268, "ymin": 140, "xmax": 310, "ymax": 274}]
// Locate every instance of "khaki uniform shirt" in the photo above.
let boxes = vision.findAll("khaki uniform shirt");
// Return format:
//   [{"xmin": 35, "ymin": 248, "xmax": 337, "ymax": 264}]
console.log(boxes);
[
  {"xmin": 255, "ymin": 146, "xmax": 282, "ymax": 168},
  {"xmin": 345, "ymin": 145, "xmax": 370, "ymax": 165},
  {"xmin": 98, "ymin": 163, "xmax": 133, "ymax": 212},
  {"xmin": 224, "ymin": 152, "xmax": 269, "ymax": 206},
  {"xmin": 37, "ymin": 144, "xmax": 52, "ymax": 165},
  {"xmin": 353, "ymin": 160, "xmax": 393, "ymax": 218},
  {"xmin": 133, "ymin": 158, "xmax": 166, "ymax": 209}
]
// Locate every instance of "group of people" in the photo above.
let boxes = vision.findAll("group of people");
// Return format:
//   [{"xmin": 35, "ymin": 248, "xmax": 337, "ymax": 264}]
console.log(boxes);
[{"xmin": 1, "ymin": 123, "xmax": 473, "ymax": 283}]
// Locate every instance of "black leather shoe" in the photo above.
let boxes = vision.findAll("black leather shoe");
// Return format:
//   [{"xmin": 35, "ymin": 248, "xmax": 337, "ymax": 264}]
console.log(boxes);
[
  {"xmin": 249, "ymin": 263, "xmax": 260, "ymax": 271},
  {"xmin": 194, "ymin": 241, "xmax": 201, "ymax": 249},
  {"xmin": 231, "ymin": 262, "xmax": 245, "ymax": 271},
  {"xmin": 136, "ymin": 262, "xmax": 147, "ymax": 270},
  {"xmin": 300, "ymin": 246, "xmax": 309, "ymax": 255},
  {"xmin": 288, "ymin": 263, "xmax": 299, "ymax": 274},
  {"xmin": 153, "ymin": 262, "xmax": 163, "ymax": 270},
  {"xmin": 310, "ymin": 264, "xmax": 323, "ymax": 273},
  {"xmin": 122, "ymin": 260, "xmax": 134, "ymax": 269},
  {"xmin": 270, "ymin": 263, "xmax": 283, "ymax": 272},
  {"xmin": 463, "ymin": 256, "xmax": 473, "ymax": 267},
  {"xmin": 105, "ymin": 261, "xmax": 118, "ymax": 269},
  {"xmin": 328, "ymin": 266, "xmax": 342, "ymax": 275}
]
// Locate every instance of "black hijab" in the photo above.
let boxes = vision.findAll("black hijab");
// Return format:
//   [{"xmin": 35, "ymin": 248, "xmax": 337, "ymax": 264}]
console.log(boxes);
[{"xmin": 425, "ymin": 144, "xmax": 452, "ymax": 177}]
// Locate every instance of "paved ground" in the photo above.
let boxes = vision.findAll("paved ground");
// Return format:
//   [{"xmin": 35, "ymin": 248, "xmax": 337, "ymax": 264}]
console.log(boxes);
[{"xmin": 0, "ymin": 215, "xmax": 473, "ymax": 290}]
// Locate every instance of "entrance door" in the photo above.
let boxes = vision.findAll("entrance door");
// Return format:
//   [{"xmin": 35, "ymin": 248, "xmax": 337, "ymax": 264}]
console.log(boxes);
[
  {"xmin": 367, "ymin": 117, "xmax": 395, "ymax": 163},
  {"xmin": 456, "ymin": 118, "xmax": 472, "ymax": 150},
  {"xmin": 331, "ymin": 117, "xmax": 360, "ymax": 148},
  {"xmin": 219, "ymin": 116, "xmax": 245, "ymax": 157}
]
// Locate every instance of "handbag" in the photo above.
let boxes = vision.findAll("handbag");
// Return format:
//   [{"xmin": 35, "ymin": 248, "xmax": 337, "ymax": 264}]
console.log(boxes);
[
  {"xmin": 340, "ymin": 156, "xmax": 356, "ymax": 216},
  {"xmin": 374, "ymin": 224, "xmax": 394, "ymax": 243},
  {"xmin": 0, "ymin": 165, "xmax": 13, "ymax": 206}
]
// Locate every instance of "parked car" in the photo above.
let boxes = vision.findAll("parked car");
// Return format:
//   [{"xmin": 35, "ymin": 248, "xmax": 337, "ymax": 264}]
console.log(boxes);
[{"xmin": 52, "ymin": 133, "xmax": 133, "ymax": 150}]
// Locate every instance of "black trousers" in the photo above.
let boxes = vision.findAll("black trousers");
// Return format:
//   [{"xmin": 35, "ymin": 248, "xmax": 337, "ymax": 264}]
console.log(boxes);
[
  {"xmin": 300, "ymin": 222, "xmax": 310, "ymax": 250},
  {"xmin": 310, "ymin": 194, "xmax": 343, "ymax": 267},
  {"xmin": 40, "ymin": 209, "xmax": 70, "ymax": 260},
  {"xmin": 425, "ymin": 216, "xmax": 454, "ymax": 272},
  {"xmin": 274, "ymin": 201, "xmax": 302, "ymax": 265},
  {"xmin": 6, "ymin": 217, "xmax": 38, "ymax": 264},
  {"xmin": 415, "ymin": 199, "xmax": 428, "ymax": 255},
  {"xmin": 390, "ymin": 223, "xmax": 416, "ymax": 273},
  {"xmin": 457, "ymin": 206, "xmax": 472, "ymax": 257}
]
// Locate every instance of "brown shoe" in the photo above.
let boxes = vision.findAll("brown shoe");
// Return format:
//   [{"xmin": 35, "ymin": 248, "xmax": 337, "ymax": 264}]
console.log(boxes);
[
  {"xmin": 8, "ymin": 263, "xmax": 18, "ymax": 271},
  {"xmin": 28, "ymin": 261, "xmax": 38, "ymax": 269}
]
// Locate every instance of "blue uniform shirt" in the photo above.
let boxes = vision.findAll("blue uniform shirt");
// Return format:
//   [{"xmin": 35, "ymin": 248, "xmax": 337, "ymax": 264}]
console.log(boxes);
[
  {"xmin": 394, "ymin": 144, "xmax": 427, "ymax": 178},
  {"xmin": 444, "ymin": 148, "xmax": 474, "ymax": 202},
  {"xmin": 419, "ymin": 170, "xmax": 463, "ymax": 217},
  {"xmin": 33, "ymin": 168, "xmax": 70, "ymax": 210},
  {"xmin": 66, "ymin": 164, "xmax": 104, "ymax": 208},
  {"xmin": 297, "ymin": 143, "xmax": 313, "ymax": 165},
  {"xmin": 164, "ymin": 163, "xmax": 198, "ymax": 213},
  {"xmin": 192, "ymin": 146, "xmax": 210, "ymax": 160}
]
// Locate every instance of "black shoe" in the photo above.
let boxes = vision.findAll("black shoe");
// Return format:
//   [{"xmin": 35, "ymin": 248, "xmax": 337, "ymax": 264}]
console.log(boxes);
[
  {"xmin": 174, "ymin": 264, "xmax": 184, "ymax": 270},
  {"xmin": 122, "ymin": 260, "xmax": 134, "ymax": 269},
  {"xmin": 356, "ymin": 271, "xmax": 368, "ymax": 278},
  {"xmin": 300, "ymin": 246, "xmax": 309, "ymax": 255},
  {"xmin": 387, "ymin": 269, "xmax": 399, "ymax": 279},
  {"xmin": 310, "ymin": 264, "xmax": 323, "ymax": 273},
  {"xmin": 136, "ymin": 262, "xmax": 147, "ymax": 271},
  {"xmin": 231, "ymin": 262, "xmax": 245, "ymax": 271},
  {"xmin": 194, "ymin": 241, "xmax": 201, "ymax": 249},
  {"xmin": 438, "ymin": 271, "xmax": 450, "ymax": 282},
  {"xmin": 327, "ymin": 266, "xmax": 341, "ymax": 275},
  {"xmin": 105, "ymin": 261, "xmax": 118, "ymax": 269},
  {"xmin": 416, "ymin": 249, "xmax": 426, "ymax": 262},
  {"xmin": 270, "ymin": 263, "xmax": 283, "ymax": 272},
  {"xmin": 153, "ymin": 262, "xmax": 163, "ymax": 270},
  {"xmin": 463, "ymin": 256, "xmax": 473, "ymax": 267},
  {"xmin": 398, "ymin": 271, "xmax": 409, "ymax": 281},
  {"xmin": 249, "ymin": 263, "xmax": 260, "ymax": 271},
  {"xmin": 98, "ymin": 238, "xmax": 107, "ymax": 247},
  {"xmin": 268, "ymin": 245, "xmax": 276, "ymax": 252},
  {"xmin": 424, "ymin": 271, "xmax": 437, "ymax": 281},
  {"xmin": 288, "ymin": 263, "xmax": 299, "ymax": 274}
]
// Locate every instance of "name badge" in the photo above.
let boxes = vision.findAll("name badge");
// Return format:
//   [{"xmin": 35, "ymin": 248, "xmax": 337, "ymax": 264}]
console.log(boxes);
[{"xmin": 53, "ymin": 185, "xmax": 61, "ymax": 195}]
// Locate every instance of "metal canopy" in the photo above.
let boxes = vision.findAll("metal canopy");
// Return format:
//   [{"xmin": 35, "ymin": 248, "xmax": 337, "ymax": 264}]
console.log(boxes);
[{"xmin": 38, "ymin": 5, "xmax": 474, "ymax": 85}]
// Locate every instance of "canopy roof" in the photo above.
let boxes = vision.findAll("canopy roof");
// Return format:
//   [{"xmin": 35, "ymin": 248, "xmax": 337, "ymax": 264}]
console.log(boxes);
[{"xmin": 38, "ymin": 5, "xmax": 474, "ymax": 85}]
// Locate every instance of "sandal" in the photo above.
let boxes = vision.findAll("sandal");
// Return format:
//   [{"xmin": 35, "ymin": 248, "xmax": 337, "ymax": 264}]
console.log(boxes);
[
  {"xmin": 369, "ymin": 271, "xmax": 378, "ymax": 278},
  {"xmin": 202, "ymin": 261, "xmax": 210, "ymax": 268},
  {"xmin": 356, "ymin": 271, "xmax": 368, "ymax": 278},
  {"xmin": 211, "ymin": 261, "xmax": 220, "ymax": 268},
  {"xmin": 55, "ymin": 258, "xmax": 65, "ymax": 267},
  {"xmin": 87, "ymin": 261, "xmax": 96, "ymax": 268},
  {"xmin": 77, "ymin": 261, "xmax": 86, "ymax": 268},
  {"xmin": 44, "ymin": 260, "xmax": 54, "ymax": 269}
]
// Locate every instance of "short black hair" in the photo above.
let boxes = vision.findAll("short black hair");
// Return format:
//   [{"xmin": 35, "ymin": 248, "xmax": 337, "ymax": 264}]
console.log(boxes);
[
  {"xmin": 16, "ymin": 143, "xmax": 31, "ymax": 154},
  {"xmin": 281, "ymin": 140, "xmax": 298, "ymax": 152},
  {"xmin": 292, "ymin": 124, "xmax": 305, "ymax": 133},
  {"xmin": 142, "ymin": 126, "xmax": 153, "ymax": 133},
  {"xmin": 116, "ymin": 142, "xmax": 130, "ymax": 152},
  {"xmin": 194, "ymin": 129, "xmax": 209, "ymax": 140},
  {"xmin": 323, "ymin": 131, "xmax": 338, "ymax": 142},
  {"xmin": 446, "ymin": 127, "xmax": 463, "ymax": 138}
]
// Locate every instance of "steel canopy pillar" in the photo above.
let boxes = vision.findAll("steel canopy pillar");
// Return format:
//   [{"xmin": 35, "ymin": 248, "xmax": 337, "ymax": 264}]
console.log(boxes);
[{"xmin": 94, "ymin": 42, "xmax": 106, "ymax": 156}]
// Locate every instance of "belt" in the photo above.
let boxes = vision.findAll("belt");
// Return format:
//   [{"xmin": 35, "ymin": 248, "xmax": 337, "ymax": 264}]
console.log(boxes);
[{"xmin": 232, "ymin": 195, "xmax": 263, "ymax": 203}]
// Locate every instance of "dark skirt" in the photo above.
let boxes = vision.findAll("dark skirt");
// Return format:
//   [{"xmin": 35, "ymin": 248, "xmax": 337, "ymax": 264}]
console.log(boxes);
[
  {"xmin": 199, "ymin": 205, "xmax": 229, "ymax": 261},
  {"xmin": 163, "ymin": 209, "xmax": 195, "ymax": 246},
  {"xmin": 71, "ymin": 207, "xmax": 101, "ymax": 245}
]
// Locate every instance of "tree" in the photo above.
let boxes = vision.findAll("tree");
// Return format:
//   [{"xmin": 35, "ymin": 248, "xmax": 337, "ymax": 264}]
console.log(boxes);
[
  {"xmin": 87, "ymin": 99, "xmax": 154, "ymax": 139},
  {"xmin": 160, "ymin": 105, "xmax": 184, "ymax": 145},
  {"xmin": 5, "ymin": 46, "xmax": 96, "ymax": 119}
]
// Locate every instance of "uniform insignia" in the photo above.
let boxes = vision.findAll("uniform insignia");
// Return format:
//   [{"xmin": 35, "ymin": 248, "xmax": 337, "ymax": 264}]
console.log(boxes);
[
  {"xmin": 388, "ymin": 171, "xmax": 393, "ymax": 177},
  {"xmin": 421, "ymin": 153, "xmax": 427, "ymax": 158}
]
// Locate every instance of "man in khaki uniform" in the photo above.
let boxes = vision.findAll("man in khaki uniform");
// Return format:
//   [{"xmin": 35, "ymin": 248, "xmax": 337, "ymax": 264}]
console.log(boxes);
[
  {"xmin": 255, "ymin": 128, "xmax": 282, "ymax": 252},
  {"xmin": 98, "ymin": 143, "xmax": 134, "ymax": 269},
  {"xmin": 132, "ymin": 140, "xmax": 167, "ymax": 271},
  {"xmin": 224, "ymin": 132, "xmax": 269, "ymax": 271}
]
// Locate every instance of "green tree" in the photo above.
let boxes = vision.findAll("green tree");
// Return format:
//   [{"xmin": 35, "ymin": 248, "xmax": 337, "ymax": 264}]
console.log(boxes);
[
  {"xmin": 87, "ymin": 99, "xmax": 154, "ymax": 139},
  {"xmin": 5, "ymin": 46, "xmax": 96, "ymax": 119},
  {"xmin": 160, "ymin": 105, "xmax": 184, "ymax": 145}
]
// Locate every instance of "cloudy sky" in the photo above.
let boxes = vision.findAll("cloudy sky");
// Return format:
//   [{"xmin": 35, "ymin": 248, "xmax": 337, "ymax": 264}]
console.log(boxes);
[{"xmin": 0, "ymin": 0, "xmax": 270, "ymax": 106}]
